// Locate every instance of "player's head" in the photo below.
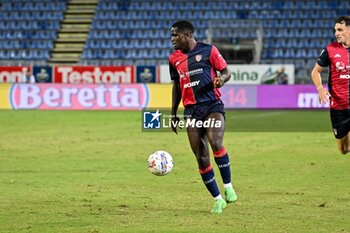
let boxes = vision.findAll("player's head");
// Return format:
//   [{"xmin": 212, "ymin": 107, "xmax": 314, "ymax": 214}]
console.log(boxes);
[
  {"xmin": 172, "ymin": 20, "xmax": 195, "ymax": 35},
  {"xmin": 170, "ymin": 20, "xmax": 195, "ymax": 51},
  {"xmin": 334, "ymin": 16, "xmax": 350, "ymax": 45}
]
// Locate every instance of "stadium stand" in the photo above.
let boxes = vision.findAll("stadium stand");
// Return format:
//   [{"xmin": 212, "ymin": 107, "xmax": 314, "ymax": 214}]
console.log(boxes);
[
  {"xmin": 1, "ymin": 0, "xmax": 350, "ymax": 83},
  {"xmin": 50, "ymin": 0, "xmax": 98, "ymax": 64},
  {"xmin": 0, "ymin": 0, "xmax": 66, "ymax": 65},
  {"xmin": 82, "ymin": 0, "xmax": 350, "ymax": 83}
]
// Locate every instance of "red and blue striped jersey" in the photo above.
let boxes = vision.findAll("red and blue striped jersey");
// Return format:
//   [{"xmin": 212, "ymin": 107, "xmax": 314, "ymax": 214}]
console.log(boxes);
[{"xmin": 169, "ymin": 42, "xmax": 228, "ymax": 107}]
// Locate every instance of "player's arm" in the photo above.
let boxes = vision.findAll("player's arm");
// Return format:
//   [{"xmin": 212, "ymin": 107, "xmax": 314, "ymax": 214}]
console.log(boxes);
[
  {"xmin": 171, "ymin": 78, "xmax": 181, "ymax": 114},
  {"xmin": 210, "ymin": 45, "xmax": 231, "ymax": 88},
  {"xmin": 169, "ymin": 61, "xmax": 182, "ymax": 134},
  {"xmin": 171, "ymin": 78, "xmax": 182, "ymax": 134},
  {"xmin": 214, "ymin": 67, "xmax": 231, "ymax": 88},
  {"xmin": 311, "ymin": 63, "xmax": 331, "ymax": 104}
]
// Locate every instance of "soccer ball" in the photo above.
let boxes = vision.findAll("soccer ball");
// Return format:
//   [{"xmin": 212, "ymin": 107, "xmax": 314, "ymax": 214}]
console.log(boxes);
[{"xmin": 147, "ymin": 150, "xmax": 173, "ymax": 176}]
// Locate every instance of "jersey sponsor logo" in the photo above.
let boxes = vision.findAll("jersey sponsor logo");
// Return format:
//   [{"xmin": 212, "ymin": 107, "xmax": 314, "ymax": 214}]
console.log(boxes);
[
  {"xmin": 339, "ymin": 74, "xmax": 350, "ymax": 79},
  {"xmin": 179, "ymin": 69, "xmax": 204, "ymax": 79},
  {"xmin": 183, "ymin": 80, "xmax": 200, "ymax": 88},
  {"xmin": 334, "ymin": 53, "xmax": 341, "ymax": 58},
  {"xmin": 175, "ymin": 61, "xmax": 180, "ymax": 67},
  {"xmin": 335, "ymin": 61, "xmax": 346, "ymax": 72},
  {"xmin": 195, "ymin": 54, "xmax": 202, "ymax": 62},
  {"xmin": 186, "ymin": 68, "xmax": 203, "ymax": 76}
]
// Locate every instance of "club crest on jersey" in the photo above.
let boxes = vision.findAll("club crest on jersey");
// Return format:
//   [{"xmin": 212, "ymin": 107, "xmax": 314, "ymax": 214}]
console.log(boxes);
[{"xmin": 195, "ymin": 54, "xmax": 202, "ymax": 62}]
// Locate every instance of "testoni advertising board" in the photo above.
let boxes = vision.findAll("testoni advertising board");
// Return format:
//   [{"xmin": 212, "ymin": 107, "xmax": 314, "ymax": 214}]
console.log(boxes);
[
  {"xmin": 0, "ymin": 66, "xmax": 31, "ymax": 83},
  {"xmin": 53, "ymin": 66, "xmax": 136, "ymax": 84}
]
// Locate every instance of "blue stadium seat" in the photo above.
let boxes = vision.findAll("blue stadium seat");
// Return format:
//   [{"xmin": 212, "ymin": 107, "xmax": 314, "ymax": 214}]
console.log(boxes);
[
  {"xmin": 0, "ymin": 0, "xmax": 66, "ymax": 63},
  {"xmin": 9, "ymin": 50, "xmax": 20, "ymax": 60},
  {"xmin": 295, "ymin": 49, "xmax": 307, "ymax": 59},
  {"xmin": 2, "ymin": 0, "xmax": 345, "ymax": 78}
]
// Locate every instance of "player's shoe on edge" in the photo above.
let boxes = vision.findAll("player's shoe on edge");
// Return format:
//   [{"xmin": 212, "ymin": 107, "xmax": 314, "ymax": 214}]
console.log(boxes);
[
  {"xmin": 211, "ymin": 199, "xmax": 227, "ymax": 214},
  {"xmin": 225, "ymin": 187, "xmax": 238, "ymax": 203}
]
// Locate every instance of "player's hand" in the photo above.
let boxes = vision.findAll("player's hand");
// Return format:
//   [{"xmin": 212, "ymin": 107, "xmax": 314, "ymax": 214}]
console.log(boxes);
[
  {"xmin": 171, "ymin": 116, "xmax": 181, "ymax": 134},
  {"xmin": 317, "ymin": 87, "xmax": 331, "ymax": 104},
  {"xmin": 213, "ymin": 76, "xmax": 224, "ymax": 88}
]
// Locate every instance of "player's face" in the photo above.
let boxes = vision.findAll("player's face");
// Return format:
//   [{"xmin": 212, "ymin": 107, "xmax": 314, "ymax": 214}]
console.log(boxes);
[
  {"xmin": 171, "ymin": 27, "xmax": 187, "ymax": 50},
  {"xmin": 334, "ymin": 23, "xmax": 350, "ymax": 45}
]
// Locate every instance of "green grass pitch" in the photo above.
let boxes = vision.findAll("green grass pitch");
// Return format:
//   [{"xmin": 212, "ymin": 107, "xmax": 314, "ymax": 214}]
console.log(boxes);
[{"xmin": 0, "ymin": 110, "xmax": 349, "ymax": 233}]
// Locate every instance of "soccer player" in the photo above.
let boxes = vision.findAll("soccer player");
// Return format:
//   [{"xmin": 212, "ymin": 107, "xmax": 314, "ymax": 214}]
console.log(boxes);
[
  {"xmin": 169, "ymin": 20, "xmax": 237, "ymax": 213},
  {"xmin": 311, "ymin": 16, "xmax": 350, "ymax": 154}
]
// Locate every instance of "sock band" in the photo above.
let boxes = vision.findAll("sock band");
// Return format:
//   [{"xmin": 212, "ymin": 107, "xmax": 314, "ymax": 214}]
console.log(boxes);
[
  {"xmin": 213, "ymin": 147, "xmax": 227, "ymax": 158},
  {"xmin": 199, "ymin": 164, "xmax": 220, "ymax": 198},
  {"xmin": 214, "ymin": 149, "xmax": 231, "ymax": 184},
  {"xmin": 198, "ymin": 164, "xmax": 213, "ymax": 174}
]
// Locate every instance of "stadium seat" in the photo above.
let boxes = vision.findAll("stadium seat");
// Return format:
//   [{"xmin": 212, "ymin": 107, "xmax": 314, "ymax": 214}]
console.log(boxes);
[
  {"xmin": 2, "ymin": 0, "xmax": 349, "ymax": 82},
  {"xmin": 0, "ymin": 0, "xmax": 66, "ymax": 63}
]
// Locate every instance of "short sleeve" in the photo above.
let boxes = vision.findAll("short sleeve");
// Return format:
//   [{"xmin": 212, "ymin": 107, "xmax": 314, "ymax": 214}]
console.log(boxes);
[
  {"xmin": 317, "ymin": 48, "xmax": 330, "ymax": 67},
  {"xmin": 209, "ymin": 45, "xmax": 227, "ymax": 71}
]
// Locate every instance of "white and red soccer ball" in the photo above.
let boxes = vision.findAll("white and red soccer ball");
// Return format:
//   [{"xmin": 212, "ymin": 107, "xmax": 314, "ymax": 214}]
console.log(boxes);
[{"xmin": 148, "ymin": 150, "xmax": 173, "ymax": 176}]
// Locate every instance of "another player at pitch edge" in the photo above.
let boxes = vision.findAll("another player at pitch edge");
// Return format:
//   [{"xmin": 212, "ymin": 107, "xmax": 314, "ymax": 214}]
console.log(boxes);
[
  {"xmin": 168, "ymin": 20, "xmax": 238, "ymax": 213},
  {"xmin": 312, "ymin": 16, "xmax": 350, "ymax": 154}
]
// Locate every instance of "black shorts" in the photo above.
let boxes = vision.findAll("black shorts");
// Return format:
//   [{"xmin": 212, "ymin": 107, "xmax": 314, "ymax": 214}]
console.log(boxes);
[
  {"xmin": 330, "ymin": 109, "xmax": 350, "ymax": 139},
  {"xmin": 184, "ymin": 99, "xmax": 225, "ymax": 121}
]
